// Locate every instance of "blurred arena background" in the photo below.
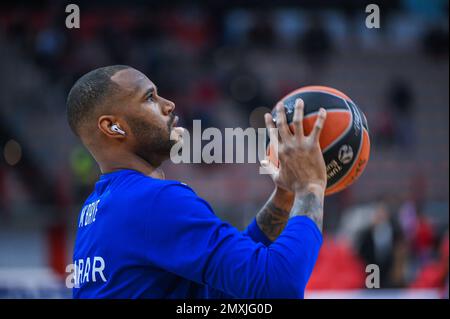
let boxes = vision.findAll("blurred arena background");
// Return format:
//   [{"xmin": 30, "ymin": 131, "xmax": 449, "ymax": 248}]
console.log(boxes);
[{"xmin": 0, "ymin": 0, "xmax": 448, "ymax": 298}]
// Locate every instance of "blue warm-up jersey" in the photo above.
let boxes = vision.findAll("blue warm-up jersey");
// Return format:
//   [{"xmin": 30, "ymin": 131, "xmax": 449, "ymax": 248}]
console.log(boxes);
[{"xmin": 72, "ymin": 169, "xmax": 322, "ymax": 299}]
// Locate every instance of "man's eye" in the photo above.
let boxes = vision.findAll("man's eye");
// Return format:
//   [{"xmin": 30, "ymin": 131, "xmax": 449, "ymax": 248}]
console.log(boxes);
[{"xmin": 147, "ymin": 94, "xmax": 154, "ymax": 101}]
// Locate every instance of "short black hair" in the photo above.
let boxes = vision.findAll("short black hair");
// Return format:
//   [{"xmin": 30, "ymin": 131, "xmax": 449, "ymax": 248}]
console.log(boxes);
[{"xmin": 66, "ymin": 65, "xmax": 131, "ymax": 136}]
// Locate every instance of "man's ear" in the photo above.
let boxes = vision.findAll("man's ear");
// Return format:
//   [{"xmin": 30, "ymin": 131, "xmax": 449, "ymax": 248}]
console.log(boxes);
[{"xmin": 98, "ymin": 115, "xmax": 127, "ymax": 139}]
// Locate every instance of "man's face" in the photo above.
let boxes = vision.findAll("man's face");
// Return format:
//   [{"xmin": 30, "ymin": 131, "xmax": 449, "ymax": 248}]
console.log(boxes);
[{"xmin": 111, "ymin": 68, "xmax": 181, "ymax": 166}]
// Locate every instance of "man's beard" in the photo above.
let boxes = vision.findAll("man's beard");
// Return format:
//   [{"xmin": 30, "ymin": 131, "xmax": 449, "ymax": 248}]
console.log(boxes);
[{"xmin": 126, "ymin": 114, "xmax": 176, "ymax": 167}]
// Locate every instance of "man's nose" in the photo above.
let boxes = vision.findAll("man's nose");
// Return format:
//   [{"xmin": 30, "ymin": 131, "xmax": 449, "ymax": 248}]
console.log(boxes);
[{"xmin": 161, "ymin": 97, "xmax": 175, "ymax": 115}]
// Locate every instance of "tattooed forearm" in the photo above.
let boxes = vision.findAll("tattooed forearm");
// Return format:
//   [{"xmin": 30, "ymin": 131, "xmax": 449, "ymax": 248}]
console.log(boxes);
[
  {"xmin": 290, "ymin": 191, "xmax": 324, "ymax": 232},
  {"xmin": 256, "ymin": 188, "xmax": 324, "ymax": 240},
  {"xmin": 256, "ymin": 201, "xmax": 290, "ymax": 241}
]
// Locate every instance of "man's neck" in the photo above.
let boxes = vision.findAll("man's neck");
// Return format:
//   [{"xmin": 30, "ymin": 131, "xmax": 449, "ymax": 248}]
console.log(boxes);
[{"xmin": 97, "ymin": 152, "xmax": 165, "ymax": 180}]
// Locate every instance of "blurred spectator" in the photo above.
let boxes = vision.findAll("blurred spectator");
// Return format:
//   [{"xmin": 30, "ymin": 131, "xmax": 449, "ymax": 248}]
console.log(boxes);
[
  {"xmin": 399, "ymin": 172, "xmax": 435, "ymax": 262},
  {"xmin": 357, "ymin": 203, "xmax": 405, "ymax": 288},
  {"xmin": 389, "ymin": 79, "xmax": 415, "ymax": 149},
  {"xmin": 375, "ymin": 79, "xmax": 416, "ymax": 149},
  {"xmin": 422, "ymin": 26, "xmax": 449, "ymax": 60},
  {"xmin": 389, "ymin": 79, "xmax": 414, "ymax": 116},
  {"xmin": 247, "ymin": 12, "xmax": 276, "ymax": 49},
  {"xmin": 297, "ymin": 14, "xmax": 333, "ymax": 68},
  {"xmin": 412, "ymin": 208, "xmax": 435, "ymax": 258}
]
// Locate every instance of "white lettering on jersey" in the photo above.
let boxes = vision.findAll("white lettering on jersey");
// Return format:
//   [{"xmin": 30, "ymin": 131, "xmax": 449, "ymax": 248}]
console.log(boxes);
[
  {"xmin": 93, "ymin": 256, "xmax": 107, "ymax": 282},
  {"xmin": 73, "ymin": 256, "xmax": 107, "ymax": 286},
  {"xmin": 78, "ymin": 200, "xmax": 100, "ymax": 228}
]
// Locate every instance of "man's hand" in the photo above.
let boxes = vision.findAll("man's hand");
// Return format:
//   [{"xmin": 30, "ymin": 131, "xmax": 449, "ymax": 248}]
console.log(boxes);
[
  {"xmin": 261, "ymin": 99, "xmax": 327, "ymax": 232},
  {"xmin": 263, "ymin": 99, "xmax": 327, "ymax": 193}
]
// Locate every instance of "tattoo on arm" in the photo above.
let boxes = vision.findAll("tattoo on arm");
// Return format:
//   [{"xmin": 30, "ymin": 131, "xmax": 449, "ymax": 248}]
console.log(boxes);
[
  {"xmin": 290, "ymin": 192, "xmax": 324, "ymax": 232},
  {"xmin": 256, "ymin": 201, "xmax": 290, "ymax": 242}
]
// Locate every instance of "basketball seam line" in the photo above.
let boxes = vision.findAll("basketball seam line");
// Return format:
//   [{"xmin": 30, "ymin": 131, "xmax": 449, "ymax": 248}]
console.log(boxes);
[
  {"xmin": 321, "ymin": 99, "xmax": 353, "ymax": 153},
  {"xmin": 303, "ymin": 109, "xmax": 352, "ymax": 152},
  {"xmin": 328, "ymin": 126, "xmax": 367, "ymax": 191},
  {"xmin": 326, "ymin": 99, "xmax": 358, "ymax": 189}
]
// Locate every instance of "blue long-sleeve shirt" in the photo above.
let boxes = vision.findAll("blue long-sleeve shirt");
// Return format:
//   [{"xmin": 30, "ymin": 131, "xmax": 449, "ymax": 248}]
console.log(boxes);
[{"xmin": 72, "ymin": 169, "xmax": 322, "ymax": 299}]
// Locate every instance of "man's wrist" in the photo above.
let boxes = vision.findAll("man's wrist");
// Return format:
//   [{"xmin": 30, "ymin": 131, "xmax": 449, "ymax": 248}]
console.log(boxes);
[
  {"xmin": 290, "ymin": 184, "xmax": 325, "ymax": 232},
  {"xmin": 273, "ymin": 186, "xmax": 295, "ymax": 215},
  {"xmin": 293, "ymin": 183, "xmax": 325, "ymax": 198}
]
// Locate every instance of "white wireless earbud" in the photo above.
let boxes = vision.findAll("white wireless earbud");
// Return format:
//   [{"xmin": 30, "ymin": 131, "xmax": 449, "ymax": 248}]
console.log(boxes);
[{"xmin": 111, "ymin": 124, "xmax": 126, "ymax": 136}]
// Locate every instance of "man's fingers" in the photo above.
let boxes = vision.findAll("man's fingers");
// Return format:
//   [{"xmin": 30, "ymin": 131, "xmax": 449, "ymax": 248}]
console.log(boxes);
[
  {"xmin": 310, "ymin": 108, "xmax": 327, "ymax": 143},
  {"xmin": 276, "ymin": 103, "xmax": 291, "ymax": 141},
  {"xmin": 292, "ymin": 98, "xmax": 304, "ymax": 138},
  {"xmin": 264, "ymin": 113, "xmax": 275, "ymax": 130},
  {"xmin": 265, "ymin": 113, "xmax": 279, "ymax": 146}
]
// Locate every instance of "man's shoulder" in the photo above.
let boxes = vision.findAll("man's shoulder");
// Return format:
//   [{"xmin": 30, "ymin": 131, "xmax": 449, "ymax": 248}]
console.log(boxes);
[
  {"xmin": 108, "ymin": 171, "xmax": 215, "ymax": 225},
  {"xmin": 100, "ymin": 171, "xmax": 201, "ymax": 220},
  {"xmin": 118, "ymin": 171, "xmax": 195, "ymax": 198},
  {"xmin": 121, "ymin": 173, "xmax": 209, "ymax": 217}
]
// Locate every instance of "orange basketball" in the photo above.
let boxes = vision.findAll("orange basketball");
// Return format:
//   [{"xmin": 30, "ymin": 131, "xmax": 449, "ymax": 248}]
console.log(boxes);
[{"xmin": 268, "ymin": 86, "xmax": 371, "ymax": 196}]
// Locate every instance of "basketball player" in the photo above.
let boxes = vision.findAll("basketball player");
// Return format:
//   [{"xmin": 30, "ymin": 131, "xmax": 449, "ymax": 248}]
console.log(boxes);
[{"xmin": 67, "ymin": 65, "xmax": 327, "ymax": 298}]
